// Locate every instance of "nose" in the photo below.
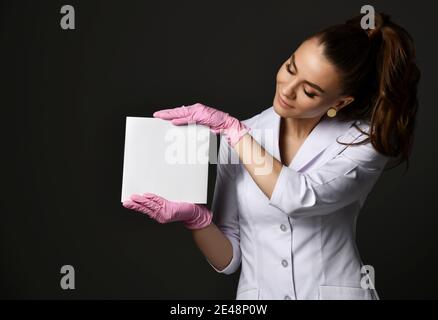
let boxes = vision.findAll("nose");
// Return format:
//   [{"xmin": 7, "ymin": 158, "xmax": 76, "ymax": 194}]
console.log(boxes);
[
  {"xmin": 281, "ymin": 81, "xmax": 297, "ymax": 100},
  {"xmin": 281, "ymin": 77, "xmax": 299, "ymax": 100}
]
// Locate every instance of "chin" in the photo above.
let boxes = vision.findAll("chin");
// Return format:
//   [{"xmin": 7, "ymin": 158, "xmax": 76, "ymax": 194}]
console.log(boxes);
[{"xmin": 273, "ymin": 103, "xmax": 294, "ymax": 116}]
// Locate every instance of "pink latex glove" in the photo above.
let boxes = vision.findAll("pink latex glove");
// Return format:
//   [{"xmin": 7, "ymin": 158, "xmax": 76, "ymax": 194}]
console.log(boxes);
[
  {"xmin": 122, "ymin": 193, "xmax": 212, "ymax": 230},
  {"xmin": 153, "ymin": 102, "xmax": 251, "ymax": 147}
]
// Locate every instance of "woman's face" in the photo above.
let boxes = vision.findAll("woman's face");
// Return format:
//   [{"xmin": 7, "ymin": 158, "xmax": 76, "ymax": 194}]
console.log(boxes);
[{"xmin": 273, "ymin": 37, "xmax": 353, "ymax": 119}]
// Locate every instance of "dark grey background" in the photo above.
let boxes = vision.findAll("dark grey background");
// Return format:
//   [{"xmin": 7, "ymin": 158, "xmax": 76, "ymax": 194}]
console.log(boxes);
[{"xmin": 1, "ymin": 0, "xmax": 437, "ymax": 299}]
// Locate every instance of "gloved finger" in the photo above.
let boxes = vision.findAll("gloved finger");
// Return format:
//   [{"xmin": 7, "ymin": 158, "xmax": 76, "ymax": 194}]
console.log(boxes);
[
  {"xmin": 123, "ymin": 200, "xmax": 155, "ymax": 216},
  {"xmin": 130, "ymin": 193, "xmax": 150, "ymax": 204},
  {"xmin": 126, "ymin": 201, "xmax": 161, "ymax": 220},
  {"xmin": 122, "ymin": 200, "xmax": 134, "ymax": 209},
  {"xmin": 210, "ymin": 128, "xmax": 222, "ymax": 134},
  {"xmin": 141, "ymin": 192, "xmax": 168, "ymax": 207},
  {"xmin": 171, "ymin": 117, "xmax": 192, "ymax": 126},
  {"xmin": 130, "ymin": 194, "xmax": 161, "ymax": 214},
  {"xmin": 127, "ymin": 199, "xmax": 171, "ymax": 224},
  {"xmin": 123, "ymin": 199, "xmax": 140, "ymax": 209},
  {"xmin": 139, "ymin": 192, "xmax": 159, "ymax": 199},
  {"xmin": 141, "ymin": 193, "xmax": 167, "ymax": 205},
  {"xmin": 153, "ymin": 106, "xmax": 190, "ymax": 120},
  {"xmin": 132, "ymin": 192, "xmax": 162, "ymax": 205}
]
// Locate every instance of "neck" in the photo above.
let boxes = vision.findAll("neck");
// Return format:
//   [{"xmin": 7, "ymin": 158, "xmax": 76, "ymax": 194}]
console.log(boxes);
[{"xmin": 282, "ymin": 115, "xmax": 324, "ymax": 140}]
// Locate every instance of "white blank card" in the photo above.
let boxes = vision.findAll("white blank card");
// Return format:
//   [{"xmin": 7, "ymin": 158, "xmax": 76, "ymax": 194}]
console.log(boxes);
[{"xmin": 121, "ymin": 117, "xmax": 211, "ymax": 203}]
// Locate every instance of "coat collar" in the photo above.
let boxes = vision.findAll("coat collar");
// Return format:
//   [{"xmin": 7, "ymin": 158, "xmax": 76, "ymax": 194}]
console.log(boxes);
[{"xmin": 252, "ymin": 106, "xmax": 356, "ymax": 172}]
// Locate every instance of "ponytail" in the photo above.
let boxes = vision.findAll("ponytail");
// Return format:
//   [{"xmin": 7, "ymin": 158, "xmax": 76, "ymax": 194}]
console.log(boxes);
[{"xmin": 313, "ymin": 12, "xmax": 421, "ymax": 172}]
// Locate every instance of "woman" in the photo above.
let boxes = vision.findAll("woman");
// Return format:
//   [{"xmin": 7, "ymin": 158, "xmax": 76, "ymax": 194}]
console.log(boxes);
[{"xmin": 123, "ymin": 12, "xmax": 420, "ymax": 300}]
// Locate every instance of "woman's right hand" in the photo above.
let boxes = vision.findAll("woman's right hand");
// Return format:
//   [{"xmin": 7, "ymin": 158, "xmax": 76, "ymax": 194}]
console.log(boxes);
[{"xmin": 122, "ymin": 193, "xmax": 212, "ymax": 230}]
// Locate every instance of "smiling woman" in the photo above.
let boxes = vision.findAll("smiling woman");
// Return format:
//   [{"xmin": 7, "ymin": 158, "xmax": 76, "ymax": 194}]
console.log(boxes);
[
  {"xmin": 274, "ymin": 12, "xmax": 420, "ymax": 171},
  {"xmin": 123, "ymin": 11, "xmax": 420, "ymax": 300},
  {"xmin": 272, "ymin": 36, "xmax": 355, "ymax": 147}
]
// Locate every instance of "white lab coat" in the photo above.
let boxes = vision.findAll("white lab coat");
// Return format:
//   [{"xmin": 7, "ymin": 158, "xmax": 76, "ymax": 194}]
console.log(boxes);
[{"xmin": 207, "ymin": 106, "xmax": 389, "ymax": 300}]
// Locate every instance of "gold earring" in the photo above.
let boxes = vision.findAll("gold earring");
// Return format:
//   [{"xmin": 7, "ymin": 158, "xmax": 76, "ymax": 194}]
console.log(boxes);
[{"xmin": 327, "ymin": 108, "xmax": 337, "ymax": 118}]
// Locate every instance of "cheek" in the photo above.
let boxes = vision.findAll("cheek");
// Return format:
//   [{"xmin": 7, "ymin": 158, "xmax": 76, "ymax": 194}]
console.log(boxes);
[
  {"xmin": 276, "ymin": 65, "xmax": 288, "ymax": 83},
  {"xmin": 296, "ymin": 96, "xmax": 329, "ymax": 115}
]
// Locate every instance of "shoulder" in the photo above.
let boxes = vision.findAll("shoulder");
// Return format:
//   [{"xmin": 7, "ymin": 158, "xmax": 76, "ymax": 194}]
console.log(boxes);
[{"xmin": 337, "ymin": 119, "xmax": 389, "ymax": 171}]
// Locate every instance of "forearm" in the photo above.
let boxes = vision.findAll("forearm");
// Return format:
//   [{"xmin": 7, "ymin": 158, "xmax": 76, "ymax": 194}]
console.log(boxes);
[
  {"xmin": 191, "ymin": 223, "xmax": 233, "ymax": 272},
  {"xmin": 232, "ymin": 133, "xmax": 283, "ymax": 199}
]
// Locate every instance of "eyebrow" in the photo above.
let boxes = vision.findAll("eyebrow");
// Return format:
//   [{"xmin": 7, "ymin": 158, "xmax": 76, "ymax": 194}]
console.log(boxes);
[{"xmin": 290, "ymin": 54, "xmax": 326, "ymax": 94}]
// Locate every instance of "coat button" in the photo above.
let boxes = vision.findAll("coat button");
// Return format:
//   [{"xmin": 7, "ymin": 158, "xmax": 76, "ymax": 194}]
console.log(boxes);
[
  {"xmin": 284, "ymin": 295, "xmax": 292, "ymax": 300},
  {"xmin": 281, "ymin": 259, "xmax": 288, "ymax": 267},
  {"xmin": 280, "ymin": 224, "xmax": 287, "ymax": 232}
]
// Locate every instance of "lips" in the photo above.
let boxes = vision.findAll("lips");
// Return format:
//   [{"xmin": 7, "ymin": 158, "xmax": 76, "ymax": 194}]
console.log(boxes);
[{"xmin": 278, "ymin": 94, "xmax": 294, "ymax": 109}]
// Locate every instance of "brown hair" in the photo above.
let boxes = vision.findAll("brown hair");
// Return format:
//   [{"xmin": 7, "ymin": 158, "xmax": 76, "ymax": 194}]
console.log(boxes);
[{"xmin": 311, "ymin": 12, "xmax": 420, "ymax": 173}]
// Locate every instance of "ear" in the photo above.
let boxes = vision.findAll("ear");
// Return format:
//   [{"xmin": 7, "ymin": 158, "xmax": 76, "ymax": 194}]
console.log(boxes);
[{"xmin": 334, "ymin": 96, "xmax": 354, "ymax": 111}]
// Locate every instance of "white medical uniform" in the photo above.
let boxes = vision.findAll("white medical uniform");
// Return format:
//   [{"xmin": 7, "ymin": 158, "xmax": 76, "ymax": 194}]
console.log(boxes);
[{"xmin": 207, "ymin": 106, "xmax": 389, "ymax": 300}]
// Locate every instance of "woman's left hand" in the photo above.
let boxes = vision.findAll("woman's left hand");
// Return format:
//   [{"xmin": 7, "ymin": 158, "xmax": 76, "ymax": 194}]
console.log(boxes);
[{"xmin": 153, "ymin": 102, "xmax": 250, "ymax": 147}]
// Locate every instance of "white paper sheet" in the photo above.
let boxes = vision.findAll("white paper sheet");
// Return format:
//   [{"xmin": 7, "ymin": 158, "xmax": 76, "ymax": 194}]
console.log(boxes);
[{"xmin": 121, "ymin": 117, "xmax": 212, "ymax": 203}]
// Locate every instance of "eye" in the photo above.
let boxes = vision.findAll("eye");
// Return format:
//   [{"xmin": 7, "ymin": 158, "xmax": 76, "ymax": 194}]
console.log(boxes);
[
  {"xmin": 286, "ymin": 63, "xmax": 318, "ymax": 98},
  {"xmin": 285, "ymin": 63, "xmax": 296, "ymax": 75},
  {"xmin": 304, "ymin": 89, "xmax": 316, "ymax": 99}
]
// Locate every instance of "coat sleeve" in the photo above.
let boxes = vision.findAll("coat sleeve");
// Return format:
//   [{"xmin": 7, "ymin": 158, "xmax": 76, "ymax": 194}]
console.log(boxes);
[
  {"xmin": 268, "ymin": 137, "xmax": 390, "ymax": 218},
  {"xmin": 206, "ymin": 135, "xmax": 242, "ymax": 275}
]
